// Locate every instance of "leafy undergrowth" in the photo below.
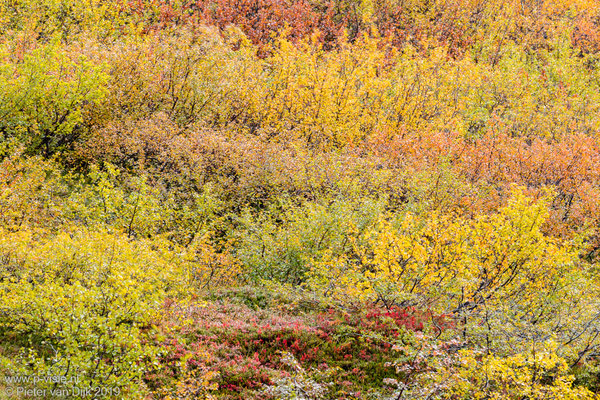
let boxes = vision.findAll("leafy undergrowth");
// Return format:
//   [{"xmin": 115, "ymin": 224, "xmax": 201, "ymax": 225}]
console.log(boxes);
[
  {"xmin": 144, "ymin": 288, "xmax": 455, "ymax": 399},
  {"xmin": 5, "ymin": 0, "xmax": 600, "ymax": 398}
]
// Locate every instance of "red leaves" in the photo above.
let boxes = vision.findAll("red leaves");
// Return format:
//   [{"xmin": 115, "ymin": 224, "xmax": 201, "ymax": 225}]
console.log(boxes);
[
  {"xmin": 196, "ymin": 0, "xmax": 345, "ymax": 55},
  {"xmin": 362, "ymin": 306, "xmax": 452, "ymax": 335},
  {"xmin": 148, "ymin": 298, "xmax": 435, "ymax": 397}
]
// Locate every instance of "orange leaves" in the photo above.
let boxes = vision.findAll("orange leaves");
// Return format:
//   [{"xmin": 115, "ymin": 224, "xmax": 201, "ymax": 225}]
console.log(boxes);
[{"xmin": 370, "ymin": 129, "xmax": 600, "ymax": 237}]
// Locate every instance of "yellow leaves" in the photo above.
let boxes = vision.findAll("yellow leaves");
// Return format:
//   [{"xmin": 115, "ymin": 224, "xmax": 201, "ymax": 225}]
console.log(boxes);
[
  {"xmin": 156, "ymin": 346, "xmax": 219, "ymax": 400},
  {"xmin": 0, "ymin": 0, "xmax": 133, "ymax": 41},
  {"xmin": 0, "ymin": 224, "xmax": 204, "ymax": 391},
  {"xmin": 309, "ymin": 209, "xmax": 457, "ymax": 307},
  {"xmin": 0, "ymin": 34, "xmax": 109, "ymax": 156},
  {"xmin": 0, "ymin": 153, "xmax": 67, "ymax": 232},
  {"xmin": 256, "ymin": 32, "xmax": 392, "ymax": 148},
  {"xmin": 183, "ymin": 232, "xmax": 242, "ymax": 290},
  {"xmin": 223, "ymin": 25, "xmax": 252, "ymax": 49},
  {"xmin": 0, "ymin": 225, "xmax": 185, "ymax": 310},
  {"xmin": 454, "ymin": 341, "xmax": 598, "ymax": 399},
  {"xmin": 307, "ymin": 187, "xmax": 587, "ymax": 342}
]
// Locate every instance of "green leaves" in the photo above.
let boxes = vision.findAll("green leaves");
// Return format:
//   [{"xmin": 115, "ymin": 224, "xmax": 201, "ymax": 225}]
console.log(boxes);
[
  {"xmin": 0, "ymin": 227, "xmax": 185, "ymax": 394},
  {"xmin": 0, "ymin": 36, "xmax": 108, "ymax": 156}
]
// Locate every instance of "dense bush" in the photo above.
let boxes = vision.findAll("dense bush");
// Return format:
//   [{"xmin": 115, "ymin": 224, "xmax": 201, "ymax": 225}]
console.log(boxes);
[
  {"xmin": 0, "ymin": 227, "xmax": 184, "ymax": 395},
  {"xmin": 3, "ymin": 0, "xmax": 600, "ymax": 398}
]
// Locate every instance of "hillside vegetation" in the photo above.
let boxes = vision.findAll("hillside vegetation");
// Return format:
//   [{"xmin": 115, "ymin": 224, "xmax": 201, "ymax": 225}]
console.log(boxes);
[{"xmin": 2, "ymin": 0, "xmax": 600, "ymax": 398}]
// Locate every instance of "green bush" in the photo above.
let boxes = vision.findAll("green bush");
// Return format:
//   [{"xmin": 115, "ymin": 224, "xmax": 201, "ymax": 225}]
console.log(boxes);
[
  {"xmin": 0, "ymin": 227, "xmax": 187, "ymax": 397},
  {"xmin": 0, "ymin": 36, "xmax": 108, "ymax": 156}
]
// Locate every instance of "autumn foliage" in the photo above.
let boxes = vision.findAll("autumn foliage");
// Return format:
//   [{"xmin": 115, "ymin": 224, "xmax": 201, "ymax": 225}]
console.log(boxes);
[{"xmin": 3, "ymin": 0, "xmax": 600, "ymax": 398}]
